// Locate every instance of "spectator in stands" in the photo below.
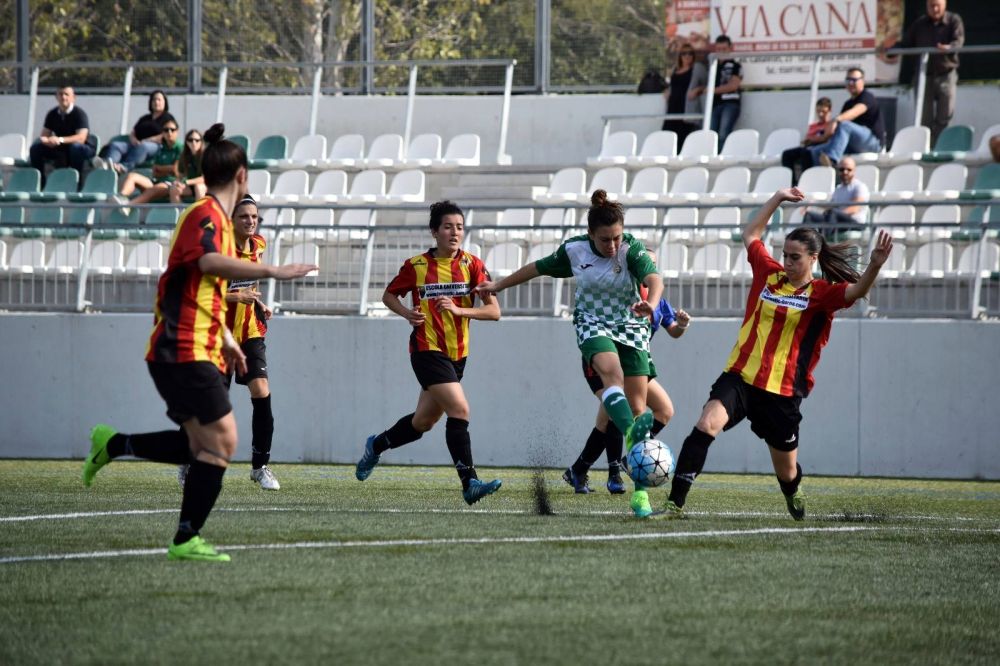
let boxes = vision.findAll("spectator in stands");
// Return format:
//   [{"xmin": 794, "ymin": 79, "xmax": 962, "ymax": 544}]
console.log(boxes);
[
  {"xmin": 709, "ymin": 35, "xmax": 742, "ymax": 147},
  {"xmin": 806, "ymin": 67, "xmax": 884, "ymax": 168},
  {"xmin": 113, "ymin": 119, "xmax": 183, "ymax": 211},
  {"xmin": 82, "ymin": 123, "xmax": 317, "ymax": 562},
  {"xmin": 474, "ymin": 189, "xmax": 662, "ymax": 518},
  {"xmin": 28, "ymin": 85, "xmax": 96, "ymax": 185},
  {"xmin": 989, "ymin": 134, "xmax": 1000, "ymax": 163},
  {"xmin": 887, "ymin": 0, "xmax": 964, "ymax": 146},
  {"xmin": 782, "ymin": 97, "xmax": 835, "ymax": 185},
  {"xmin": 661, "ymin": 43, "xmax": 707, "ymax": 149},
  {"xmin": 93, "ymin": 90, "xmax": 173, "ymax": 174},
  {"xmin": 660, "ymin": 187, "xmax": 894, "ymax": 521},
  {"xmin": 170, "ymin": 129, "xmax": 207, "ymax": 203},
  {"xmin": 355, "ymin": 201, "xmax": 503, "ymax": 507},
  {"xmin": 802, "ymin": 156, "xmax": 869, "ymax": 236}
]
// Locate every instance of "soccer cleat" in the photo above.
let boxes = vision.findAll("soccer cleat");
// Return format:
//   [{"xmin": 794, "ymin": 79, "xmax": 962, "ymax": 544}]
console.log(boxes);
[
  {"xmin": 251, "ymin": 465, "xmax": 281, "ymax": 491},
  {"xmin": 785, "ymin": 488, "xmax": 805, "ymax": 521},
  {"xmin": 630, "ymin": 488, "xmax": 652, "ymax": 518},
  {"xmin": 463, "ymin": 478, "xmax": 502, "ymax": 505},
  {"xmin": 177, "ymin": 464, "xmax": 188, "ymax": 489},
  {"xmin": 652, "ymin": 500, "xmax": 686, "ymax": 520},
  {"xmin": 562, "ymin": 468, "xmax": 591, "ymax": 494},
  {"xmin": 355, "ymin": 434, "xmax": 381, "ymax": 481},
  {"xmin": 624, "ymin": 408, "xmax": 654, "ymax": 450},
  {"xmin": 82, "ymin": 424, "xmax": 116, "ymax": 487},
  {"xmin": 167, "ymin": 536, "xmax": 231, "ymax": 562},
  {"xmin": 606, "ymin": 471, "xmax": 626, "ymax": 495}
]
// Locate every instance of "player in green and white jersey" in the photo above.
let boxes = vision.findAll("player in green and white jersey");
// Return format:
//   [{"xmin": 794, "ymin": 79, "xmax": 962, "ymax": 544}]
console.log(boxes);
[{"xmin": 475, "ymin": 189, "xmax": 664, "ymax": 517}]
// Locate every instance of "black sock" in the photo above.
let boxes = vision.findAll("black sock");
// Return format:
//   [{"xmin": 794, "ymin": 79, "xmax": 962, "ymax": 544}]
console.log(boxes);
[
  {"xmin": 374, "ymin": 413, "xmax": 423, "ymax": 454},
  {"xmin": 250, "ymin": 395, "xmax": 274, "ymax": 469},
  {"xmin": 174, "ymin": 460, "xmax": 225, "ymax": 545},
  {"xmin": 445, "ymin": 417, "xmax": 477, "ymax": 490},
  {"xmin": 605, "ymin": 423, "xmax": 624, "ymax": 472},
  {"xmin": 778, "ymin": 463, "xmax": 803, "ymax": 497},
  {"xmin": 572, "ymin": 428, "xmax": 607, "ymax": 476},
  {"xmin": 668, "ymin": 428, "xmax": 715, "ymax": 508},
  {"xmin": 651, "ymin": 419, "xmax": 666, "ymax": 438},
  {"xmin": 107, "ymin": 430, "xmax": 190, "ymax": 464}
]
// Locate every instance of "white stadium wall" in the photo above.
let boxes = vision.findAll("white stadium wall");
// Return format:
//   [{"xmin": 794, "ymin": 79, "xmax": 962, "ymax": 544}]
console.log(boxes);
[{"xmin": 1, "ymin": 313, "xmax": 998, "ymax": 479}]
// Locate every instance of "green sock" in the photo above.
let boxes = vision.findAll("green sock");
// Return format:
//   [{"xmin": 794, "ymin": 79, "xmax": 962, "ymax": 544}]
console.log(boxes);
[{"xmin": 601, "ymin": 387, "xmax": 634, "ymax": 436}]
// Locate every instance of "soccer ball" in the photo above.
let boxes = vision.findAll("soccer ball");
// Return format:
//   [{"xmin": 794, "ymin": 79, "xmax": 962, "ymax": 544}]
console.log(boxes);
[{"xmin": 626, "ymin": 439, "xmax": 674, "ymax": 488}]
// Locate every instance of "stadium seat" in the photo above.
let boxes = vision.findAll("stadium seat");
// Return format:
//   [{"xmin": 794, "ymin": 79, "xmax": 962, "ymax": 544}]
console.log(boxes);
[
  {"xmin": 278, "ymin": 134, "xmax": 327, "ymax": 170},
  {"xmin": 698, "ymin": 207, "xmax": 741, "ymax": 244},
  {"xmin": 435, "ymin": 134, "xmax": 481, "ymax": 167},
  {"xmin": 89, "ymin": 241, "xmax": 125, "ymax": 275},
  {"xmin": 689, "ymin": 242, "xmax": 731, "ymax": 276},
  {"xmin": 67, "ymin": 169, "xmax": 117, "ymax": 203},
  {"xmin": 662, "ymin": 207, "xmax": 698, "ymax": 243},
  {"xmin": 674, "ymin": 129, "xmax": 718, "ymax": 166},
  {"xmin": 247, "ymin": 170, "xmax": 271, "ymax": 200},
  {"xmin": 620, "ymin": 167, "xmax": 668, "ymax": 204},
  {"xmin": 701, "ymin": 166, "xmax": 750, "ymax": 203},
  {"xmin": 913, "ymin": 205, "xmax": 961, "ymax": 242},
  {"xmin": 45, "ymin": 240, "xmax": 85, "ymax": 275},
  {"xmin": 623, "ymin": 207, "xmax": 658, "ymax": 243},
  {"xmin": 123, "ymin": 241, "xmax": 166, "ymax": 276},
  {"xmin": 534, "ymin": 167, "xmax": 586, "ymax": 204},
  {"xmin": 711, "ymin": 129, "xmax": 759, "ymax": 166},
  {"xmin": 482, "ymin": 208, "xmax": 533, "ymax": 243},
  {"xmin": 361, "ymin": 134, "xmax": 404, "ymax": 169},
  {"xmin": 335, "ymin": 209, "xmax": 376, "ymax": 240},
  {"xmin": 145, "ymin": 206, "xmax": 179, "ymax": 227},
  {"xmin": 909, "ymin": 241, "xmax": 952, "ymax": 278},
  {"xmin": 874, "ymin": 238, "xmax": 907, "ymax": 278},
  {"xmin": 292, "ymin": 209, "xmax": 335, "ymax": 241},
  {"xmin": 301, "ymin": 169, "xmax": 348, "ymax": 205},
  {"xmin": 587, "ymin": 131, "xmax": 637, "ymax": 167},
  {"xmin": 955, "ymin": 241, "xmax": 1000, "ymax": 277},
  {"xmin": 342, "ymin": 170, "xmax": 386, "ymax": 204},
  {"xmin": 1, "ymin": 239, "xmax": 45, "ymax": 275},
  {"xmin": 24, "ymin": 201, "xmax": 62, "ymax": 233},
  {"xmin": 575, "ymin": 167, "xmax": 627, "ymax": 204},
  {"xmin": 0, "ymin": 168, "xmax": 40, "ymax": 227},
  {"xmin": 854, "ymin": 164, "xmax": 880, "ymax": 194},
  {"xmin": 49, "ymin": 203, "xmax": 92, "ymax": 239},
  {"xmin": 283, "ymin": 242, "xmax": 320, "ymax": 277},
  {"xmin": 260, "ymin": 207, "xmax": 296, "ymax": 240},
  {"xmin": 526, "ymin": 241, "xmax": 560, "ymax": 263},
  {"xmin": 873, "ymin": 205, "xmax": 916, "ymax": 240},
  {"xmin": 376, "ymin": 170, "xmax": 425, "ymax": 204},
  {"xmin": 533, "ymin": 208, "xmax": 573, "ymax": 242},
  {"xmin": 626, "ymin": 131, "xmax": 677, "ymax": 167},
  {"xmin": 30, "ymin": 168, "xmax": 78, "ymax": 202},
  {"xmin": 966, "ymin": 123, "xmax": 1000, "ymax": 164},
  {"xmin": 656, "ymin": 239, "xmax": 687, "ymax": 278},
  {"xmin": 659, "ymin": 167, "xmax": 709, "ymax": 204},
  {"xmin": 0, "ymin": 133, "xmax": 27, "ymax": 166},
  {"xmin": 921, "ymin": 124, "xmax": 973, "ymax": 162},
  {"xmin": 750, "ymin": 128, "xmax": 801, "ymax": 167},
  {"xmin": 874, "ymin": 125, "xmax": 930, "ymax": 166},
  {"xmin": 913, "ymin": 163, "xmax": 966, "ymax": 201},
  {"xmin": 484, "ymin": 242, "xmax": 523, "ymax": 278},
  {"xmin": 869, "ymin": 164, "xmax": 922, "ymax": 203},
  {"xmin": 261, "ymin": 170, "xmax": 309, "ymax": 204},
  {"xmin": 731, "ymin": 246, "xmax": 752, "ymax": 277},
  {"xmin": 323, "ymin": 134, "xmax": 365, "ymax": 168},
  {"xmin": 228, "ymin": 135, "xmax": 250, "ymax": 155},
  {"xmin": 738, "ymin": 166, "xmax": 791, "ymax": 204},
  {"xmin": 797, "ymin": 166, "xmax": 836, "ymax": 201},
  {"xmin": 959, "ymin": 163, "xmax": 1000, "ymax": 200},
  {"xmin": 401, "ymin": 134, "xmax": 442, "ymax": 168},
  {"xmin": 248, "ymin": 135, "xmax": 288, "ymax": 170}
]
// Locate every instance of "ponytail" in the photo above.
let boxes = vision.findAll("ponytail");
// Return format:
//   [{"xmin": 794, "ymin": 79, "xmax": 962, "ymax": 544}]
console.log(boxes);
[
  {"xmin": 786, "ymin": 227, "xmax": 860, "ymax": 283},
  {"xmin": 587, "ymin": 189, "xmax": 625, "ymax": 232}
]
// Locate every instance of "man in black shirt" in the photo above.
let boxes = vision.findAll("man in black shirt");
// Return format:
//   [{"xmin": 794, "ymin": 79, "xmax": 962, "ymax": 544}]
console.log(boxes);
[
  {"xmin": 29, "ymin": 85, "xmax": 96, "ymax": 184},
  {"xmin": 709, "ymin": 35, "xmax": 742, "ymax": 147},
  {"xmin": 806, "ymin": 67, "xmax": 883, "ymax": 167}
]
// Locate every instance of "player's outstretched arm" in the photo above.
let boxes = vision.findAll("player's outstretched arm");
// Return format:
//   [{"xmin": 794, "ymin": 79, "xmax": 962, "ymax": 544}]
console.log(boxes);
[
  {"xmin": 744, "ymin": 187, "xmax": 804, "ymax": 248},
  {"xmin": 199, "ymin": 253, "xmax": 317, "ymax": 281},
  {"xmin": 474, "ymin": 262, "xmax": 541, "ymax": 296},
  {"xmin": 845, "ymin": 230, "xmax": 893, "ymax": 304}
]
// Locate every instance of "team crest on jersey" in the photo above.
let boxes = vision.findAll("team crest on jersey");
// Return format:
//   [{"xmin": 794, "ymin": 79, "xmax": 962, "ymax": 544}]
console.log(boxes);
[
  {"xmin": 420, "ymin": 282, "xmax": 470, "ymax": 298},
  {"xmin": 760, "ymin": 289, "xmax": 809, "ymax": 310}
]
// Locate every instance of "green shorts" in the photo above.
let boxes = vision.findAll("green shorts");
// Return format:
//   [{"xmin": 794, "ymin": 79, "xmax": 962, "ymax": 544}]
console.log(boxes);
[{"xmin": 579, "ymin": 336, "xmax": 651, "ymax": 378}]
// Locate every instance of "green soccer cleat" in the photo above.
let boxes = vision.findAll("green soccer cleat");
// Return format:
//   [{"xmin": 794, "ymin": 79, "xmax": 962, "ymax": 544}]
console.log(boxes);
[
  {"xmin": 652, "ymin": 500, "xmax": 686, "ymax": 520},
  {"xmin": 167, "ymin": 536, "xmax": 231, "ymax": 562},
  {"xmin": 624, "ymin": 408, "xmax": 654, "ymax": 450},
  {"xmin": 82, "ymin": 424, "xmax": 116, "ymax": 487},
  {"xmin": 630, "ymin": 488, "xmax": 652, "ymax": 518},
  {"xmin": 785, "ymin": 488, "xmax": 805, "ymax": 521}
]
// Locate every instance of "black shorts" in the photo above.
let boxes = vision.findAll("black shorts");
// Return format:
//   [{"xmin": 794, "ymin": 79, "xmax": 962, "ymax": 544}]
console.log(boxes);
[
  {"xmin": 227, "ymin": 337, "xmax": 268, "ymax": 387},
  {"xmin": 411, "ymin": 351, "xmax": 466, "ymax": 390},
  {"xmin": 581, "ymin": 357, "xmax": 659, "ymax": 395},
  {"xmin": 148, "ymin": 361, "xmax": 232, "ymax": 426},
  {"xmin": 708, "ymin": 371, "xmax": 802, "ymax": 451}
]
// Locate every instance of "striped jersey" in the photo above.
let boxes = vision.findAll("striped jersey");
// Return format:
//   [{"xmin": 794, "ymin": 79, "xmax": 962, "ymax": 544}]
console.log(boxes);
[
  {"xmin": 225, "ymin": 234, "xmax": 268, "ymax": 343},
  {"xmin": 145, "ymin": 196, "xmax": 236, "ymax": 372},
  {"xmin": 725, "ymin": 239, "xmax": 848, "ymax": 397},
  {"xmin": 386, "ymin": 248, "xmax": 491, "ymax": 361}
]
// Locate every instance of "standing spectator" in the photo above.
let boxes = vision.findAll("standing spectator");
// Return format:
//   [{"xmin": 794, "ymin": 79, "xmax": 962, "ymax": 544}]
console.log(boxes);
[
  {"xmin": 782, "ymin": 97, "xmax": 835, "ymax": 185},
  {"xmin": 890, "ymin": 0, "xmax": 964, "ymax": 146},
  {"xmin": 806, "ymin": 67, "xmax": 884, "ymax": 168},
  {"xmin": 709, "ymin": 35, "xmax": 742, "ymax": 147},
  {"xmin": 93, "ymin": 90, "xmax": 173, "ymax": 174},
  {"xmin": 662, "ymin": 43, "xmax": 707, "ymax": 150},
  {"xmin": 29, "ymin": 85, "xmax": 96, "ymax": 185},
  {"xmin": 802, "ymin": 156, "xmax": 869, "ymax": 236}
]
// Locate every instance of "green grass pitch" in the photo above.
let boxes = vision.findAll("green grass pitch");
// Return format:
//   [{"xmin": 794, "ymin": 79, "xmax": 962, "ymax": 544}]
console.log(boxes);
[{"xmin": 2, "ymin": 460, "xmax": 999, "ymax": 664}]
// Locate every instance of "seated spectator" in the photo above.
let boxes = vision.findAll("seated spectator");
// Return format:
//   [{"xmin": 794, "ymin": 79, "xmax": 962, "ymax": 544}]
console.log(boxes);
[
  {"xmin": 661, "ymin": 44, "xmax": 707, "ymax": 149},
  {"xmin": 806, "ymin": 67, "xmax": 884, "ymax": 167},
  {"xmin": 782, "ymin": 97, "xmax": 834, "ymax": 185},
  {"xmin": 93, "ymin": 90, "xmax": 172, "ymax": 174},
  {"xmin": 990, "ymin": 134, "xmax": 1000, "ymax": 163},
  {"xmin": 802, "ymin": 157, "xmax": 868, "ymax": 236},
  {"xmin": 169, "ymin": 129, "xmax": 207, "ymax": 203},
  {"xmin": 113, "ymin": 120, "xmax": 182, "ymax": 212},
  {"xmin": 28, "ymin": 85, "xmax": 96, "ymax": 186}
]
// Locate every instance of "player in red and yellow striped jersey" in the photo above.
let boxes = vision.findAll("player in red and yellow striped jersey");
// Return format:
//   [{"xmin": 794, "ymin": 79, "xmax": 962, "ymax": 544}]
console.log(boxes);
[
  {"xmin": 83, "ymin": 125, "xmax": 317, "ymax": 562},
  {"xmin": 662, "ymin": 187, "xmax": 893, "ymax": 521},
  {"xmin": 355, "ymin": 201, "xmax": 504, "ymax": 505}
]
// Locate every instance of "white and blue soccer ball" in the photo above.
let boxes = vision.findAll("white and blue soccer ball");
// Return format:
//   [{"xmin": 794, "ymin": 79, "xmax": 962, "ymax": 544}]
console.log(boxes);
[{"xmin": 626, "ymin": 439, "xmax": 674, "ymax": 488}]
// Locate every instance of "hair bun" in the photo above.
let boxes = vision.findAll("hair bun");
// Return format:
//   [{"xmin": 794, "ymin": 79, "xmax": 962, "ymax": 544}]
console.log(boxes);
[
  {"xmin": 203, "ymin": 123, "xmax": 226, "ymax": 145},
  {"xmin": 590, "ymin": 189, "xmax": 608, "ymax": 207}
]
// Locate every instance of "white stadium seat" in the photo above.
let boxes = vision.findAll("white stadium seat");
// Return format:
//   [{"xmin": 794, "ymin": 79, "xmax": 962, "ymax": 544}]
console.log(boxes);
[
  {"xmin": 247, "ymin": 170, "xmax": 271, "ymax": 199},
  {"xmin": 0, "ymin": 133, "xmax": 27, "ymax": 166},
  {"xmin": 46, "ymin": 240, "xmax": 85, "ymax": 274},
  {"xmin": 534, "ymin": 167, "xmax": 586, "ymax": 204},
  {"xmin": 124, "ymin": 241, "xmax": 165, "ymax": 276},
  {"xmin": 89, "ymin": 241, "xmax": 125, "ymax": 275},
  {"xmin": 869, "ymin": 164, "xmax": 923, "ymax": 203},
  {"xmin": 876, "ymin": 125, "xmax": 930, "ymax": 165},
  {"xmin": 402, "ymin": 134, "xmax": 442, "ymax": 168},
  {"xmin": 342, "ymin": 170, "xmax": 386, "ymax": 204},
  {"xmin": 278, "ymin": 134, "xmax": 327, "ymax": 169},
  {"xmin": 485, "ymin": 242, "xmax": 524, "ymax": 278},
  {"xmin": 375, "ymin": 170, "xmax": 425, "ymax": 204},
  {"xmin": 620, "ymin": 167, "xmax": 668, "ymax": 205},
  {"xmin": 914, "ymin": 163, "xmax": 966, "ymax": 201},
  {"xmin": 689, "ymin": 242, "xmax": 731, "ymax": 276},
  {"xmin": 626, "ymin": 131, "xmax": 677, "ymax": 167},
  {"xmin": 797, "ymin": 166, "xmax": 836, "ymax": 201},
  {"xmin": 301, "ymin": 170, "xmax": 348, "ymax": 205},
  {"xmin": 323, "ymin": 134, "xmax": 365, "ymax": 168},
  {"xmin": 750, "ymin": 128, "xmax": 801, "ymax": 167},
  {"xmin": 587, "ymin": 131, "xmax": 636, "ymax": 167},
  {"xmin": 435, "ymin": 133, "xmax": 481, "ymax": 167},
  {"xmin": 656, "ymin": 239, "xmax": 687, "ymax": 278},
  {"xmin": 739, "ymin": 166, "xmax": 791, "ymax": 204},
  {"xmin": 674, "ymin": 129, "xmax": 718, "ymax": 166},
  {"xmin": 955, "ymin": 242, "xmax": 1000, "ymax": 277},
  {"xmin": 361, "ymin": 134, "xmax": 404, "ymax": 168},
  {"xmin": 659, "ymin": 167, "xmax": 709, "ymax": 204},
  {"xmin": 909, "ymin": 241, "xmax": 952, "ymax": 278},
  {"xmin": 711, "ymin": 128, "xmax": 759, "ymax": 166},
  {"xmin": 575, "ymin": 167, "xmax": 627, "ymax": 204},
  {"xmin": 702, "ymin": 166, "xmax": 750, "ymax": 203},
  {"xmin": 261, "ymin": 169, "xmax": 309, "ymax": 204}
]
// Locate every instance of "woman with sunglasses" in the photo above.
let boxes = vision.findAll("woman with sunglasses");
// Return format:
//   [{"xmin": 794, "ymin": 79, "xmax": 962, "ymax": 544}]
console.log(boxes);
[
  {"xmin": 170, "ymin": 129, "xmax": 207, "ymax": 204},
  {"xmin": 114, "ymin": 119, "xmax": 184, "ymax": 211},
  {"xmin": 661, "ymin": 43, "xmax": 707, "ymax": 149}
]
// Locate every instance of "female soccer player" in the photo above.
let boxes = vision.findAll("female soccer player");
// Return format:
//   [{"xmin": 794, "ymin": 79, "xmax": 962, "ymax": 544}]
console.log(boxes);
[
  {"xmin": 82, "ymin": 124, "xmax": 317, "ymax": 562},
  {"xmin": 476, "ymin": 189, "xmax": 663, "ymax": 517},
  {"xmin": 660, "ymin": 187, "xmax": 893, "ymax": 520},
  {"xmin": 355, "ymin": 201, "xmax": 503, "ymax": 505}
]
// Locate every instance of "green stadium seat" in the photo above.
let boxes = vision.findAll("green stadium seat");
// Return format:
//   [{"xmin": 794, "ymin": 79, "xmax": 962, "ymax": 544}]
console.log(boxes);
[
  {"xmin": 229, "ymin": 134, "xmax": 251, "ymax": 155},
  {"xmin": 93, "ymin": 206, "xmax": 140, "ymax": 240},
  {"xmin": 921, "ymin": 125, "xmax": 975, "ymax": 162},
  {"xmin": 132, "ymin": 206, "xmax": 179, "ymax": 240},
  {"xmin": 68, "ymin": 169, "xmax": 118, "ymax": 203},
  {"xmin": 249, "ymin": 135, "xmax": 287, "ymax": 170},
  {"xmin": 30, "ymin": 168, "xmax": 79, "ymax": 202},
  {"xmin": 958, "ymin": 164, "xmax": 1000, "ymax": 201},
  {"xmin": 0, "ymin": 167, "xmax": 41, "ymax": 203}
]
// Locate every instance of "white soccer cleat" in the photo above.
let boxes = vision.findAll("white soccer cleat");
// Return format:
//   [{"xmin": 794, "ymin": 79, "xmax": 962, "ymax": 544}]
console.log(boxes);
[{"xmin": 251, "ymin": 465, "xmax": 281, "ymax": 491}]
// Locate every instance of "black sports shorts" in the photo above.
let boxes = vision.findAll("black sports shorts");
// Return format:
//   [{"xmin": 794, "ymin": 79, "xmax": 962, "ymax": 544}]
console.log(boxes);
[
  {"xmin": 230, "ymin": 337, "xmax": 268, "ymax": 387},
  {"xmin": 708, "ymin": 371, "xmax": 802, "ymax": 451},
  {"xmin": 148, "ymin": 361, "xmax": 232, "ymax": 426},
  {"xmin": 411, "ymin": 350, "xmax": 466, "ymax": 390}
]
